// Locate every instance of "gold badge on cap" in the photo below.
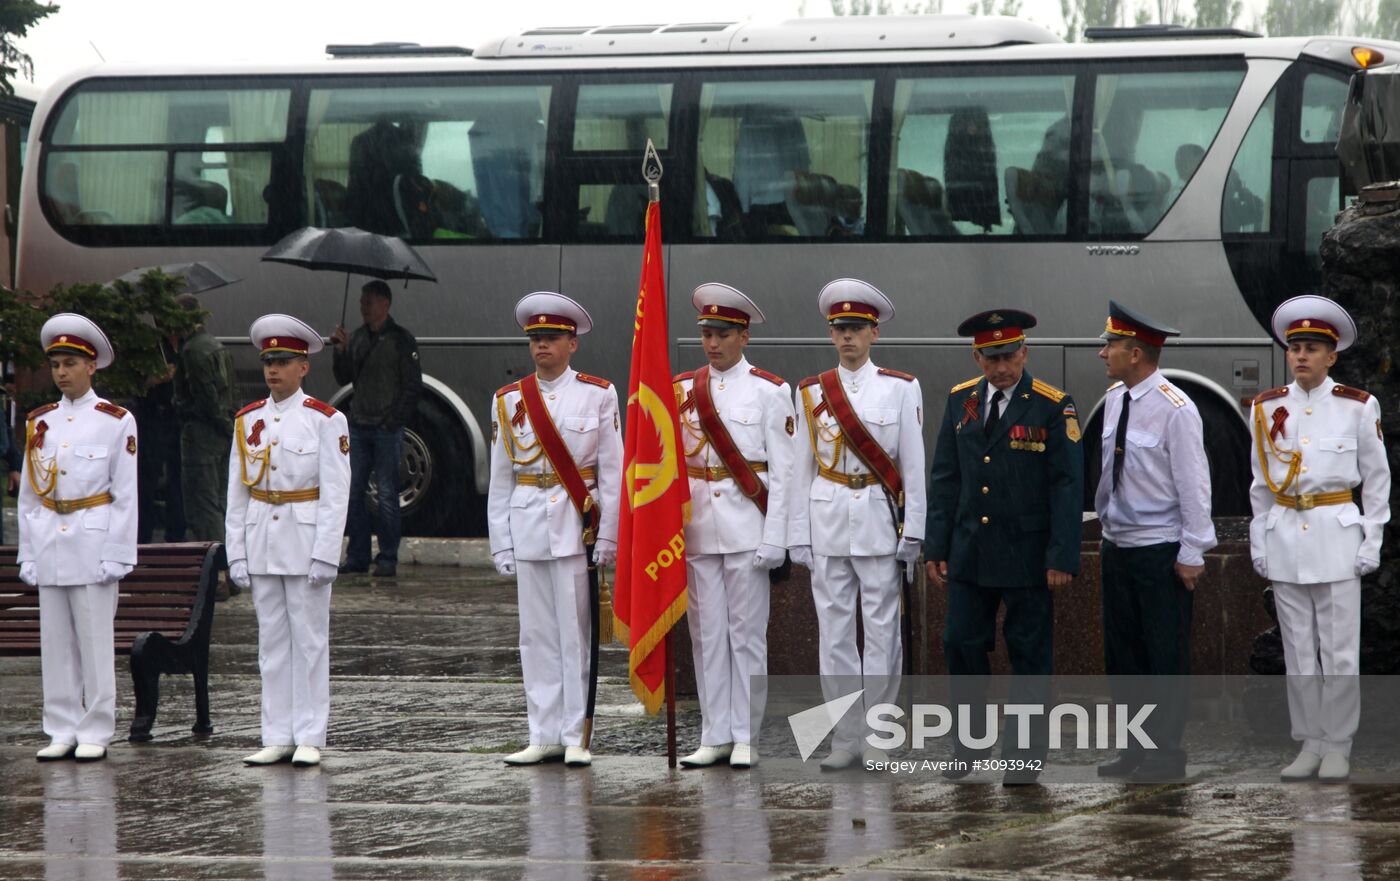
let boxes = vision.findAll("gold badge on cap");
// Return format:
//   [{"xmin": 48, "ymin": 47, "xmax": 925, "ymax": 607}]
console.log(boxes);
[
  {"xmin": 1302, "ymin": 320, "xmax": 1312, "ymax": 327},
  {"xmin": 710, "ymin": 305, "xmax": 719, "ymax": 313},
  {"xmin": 843, "ymin": 302, "xmax": 852, "ymax": 310},
  {"xmin": 270, "ymin": 338, "xmax": 278, "ymax": 346},
  {"xmin": 988, "ymin": 313, "xmax": 1003, "ymax": 324}
]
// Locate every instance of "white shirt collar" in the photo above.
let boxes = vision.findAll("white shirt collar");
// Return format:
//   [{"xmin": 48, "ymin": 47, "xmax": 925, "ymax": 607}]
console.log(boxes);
[
  {"xmin": 59, "ymin": 388, "xmax": 98, "ymax": 410},
  {"xmin": 1126, "ymin": 370, "xmax": 1166, "ymax": 401},
  {"xmin": 838, "ymin": 360, "xmax": 875, "ymax": 383},
  {"xmin": 711, "ymin": 356, "xmax": 750, "ymax": 380},
  {"xmin": 1290, "ymin": 376, "xmax": 1335, "ymax": 401},
  {"xmin": 537, "ymin": 367, "xmax": 575, "ymax": 393},
  {"xmin": 268, "ymin": 388, "xmax": 306, "ymax": 414}
]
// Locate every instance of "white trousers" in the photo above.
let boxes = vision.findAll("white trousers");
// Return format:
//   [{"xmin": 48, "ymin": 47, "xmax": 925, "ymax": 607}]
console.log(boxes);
[
  {"xmin": 811, "ymin": 554, "xmax": 902, "ymax": 754},
  {"xmin": 516, "ymin": 556, "xmax": 589, "ymax": 747},
  {"xmin": 251, "ymin": 574, "xmax": 332, "ymax": 748},
  {"xmin": 39, "ymin": 583, "xmax": 118, "ymax": 747},
  {"xmin": 685, "ymin": 551, "xmax": 770, "ymax": 746},
  {"xmin": 1273, "ymin": 578, "xmax": 1361, "ymax": 756}
]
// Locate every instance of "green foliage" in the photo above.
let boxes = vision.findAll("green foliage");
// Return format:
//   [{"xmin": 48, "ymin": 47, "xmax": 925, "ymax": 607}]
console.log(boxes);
[
  {"xmin": 967, "ymin": 0, "xmax": 1023, "ymax": 15},
  {"xmin": 1375, "ymin": 0, "xmax": 1400, "ymax": 39},
  {"xmin": 1261, "ymin": 0, "xmax": 1338, "ymax": 36},
  {"xmin": 0, "ymin": 1, "xmax": 58, "ymax": 96},
  {"xmin": 1193, "ymin": 0, "xmax": 1244, "ymax": 28},
  {"xmin": 0, "ymin": 269, "xmax": 205, "ymax": 407},
  {"xmin": 1060, "ymin": 0, "xmax": 1124, "ymax": 41}
]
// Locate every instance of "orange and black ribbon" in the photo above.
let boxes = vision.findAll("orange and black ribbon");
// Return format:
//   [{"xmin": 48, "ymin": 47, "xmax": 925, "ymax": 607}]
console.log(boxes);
[
  {"xmin": 246, "ymin": 418, "xmax": 266, "ymax": 447},
  {"xmin": 961, "ymin": 392, "xmax": 980, "ymax": 427},
  {"xmin": 1270, "ymin": 406, "xmax": 1288, "ymax": 442},
  {"xmin": 29, "ymin": 419, "xmax": 47, "ymax": 450}
]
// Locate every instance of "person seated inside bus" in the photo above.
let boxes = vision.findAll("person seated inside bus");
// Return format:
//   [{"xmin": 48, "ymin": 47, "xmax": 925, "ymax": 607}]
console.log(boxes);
[
  {"xmin": 896, "ymin": 168, "xmax": 957, "ymax": 236},
  {"xmin": 1222, "ymin": 168, "xmax": 1265, "ymax": 233},
  {"xmin": 429, "ymin": 180, "xmax": 489, "ymax": 240},
  {"xmin": 703, "ymin": 171, "xmax": 744, "ymax": 241},
  {"xmin": 1005, "ymin": 116, "xmax": 1070, "ymax": 235},
  {"xmin": 468, "ymin": 106, "xmax": 545, "ymax": 239},
  {"xmin": 1114, "ymin": 163, "xmax": 1172, "ymax": 233},
  {"xmin": 393, "ymin": 172, "xmax": 437, "ymax": 240},
  {"xmin": 45, "ymin": 160, "xmax": 83, "ymax": 225},
  {"xmin": 828, "ymin": 183, "xmax": 866, "ymax": 237},
  {"xmin": 784, "ymin": 169, "xmax": 837, "ymax": 236},
  {"xmin": 347, "ymin": 120, "xmax": 422, "ymax": 237},
  {"xmin": 944, "ymin": 106, "xmax": 1000, "ymax": 232},
  {"xmin": 733, "ymin": 110, "xmax": 809, "ymax": 238},
  {"xmin": 1166, "ymin": 143, "xmax": 1205, "ymax": 205},
  {"xmin": 173, "ymin": 178, "xmax": 231, "ymax": 224},
  {"xmin": 313, "ymin": 178, "xmax": 349, "ymax": 228}
]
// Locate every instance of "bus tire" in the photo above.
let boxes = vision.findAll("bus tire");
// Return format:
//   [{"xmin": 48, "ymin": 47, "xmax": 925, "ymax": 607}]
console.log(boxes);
[{"xmin": 398, "ymin": 396, "xmax": 484, "ymax": 537}]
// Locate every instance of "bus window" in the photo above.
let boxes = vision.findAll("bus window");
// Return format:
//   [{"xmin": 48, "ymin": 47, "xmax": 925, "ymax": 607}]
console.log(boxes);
[
  {"xmin": 305, "ymin": 84, "xmax": 551, "ymax": 241},
  {"xmin": 1089, "ymin": 68, "xmax": 1244, "ymax": 235},
  {"xmin": 1300, "ymin": 72, "xmax": 1348, "ymax": 144},
  {"xmin": 891, "ymin": 73, "xmax": 1074, "ymax": 237},
  {"xmin": 1223, "ymin": 90, "xmax": 1274, "ymax": 235},
  {"xmin": 571, "ymin": 83, "xmax": 672, "ymax": 238},
  {"xmin": 44, "ymin": 86, "xmax": 289, "ymax": 229},
  {"xmin": 693, "ymin": 78, "xmax": 874, "ymax": 240}
]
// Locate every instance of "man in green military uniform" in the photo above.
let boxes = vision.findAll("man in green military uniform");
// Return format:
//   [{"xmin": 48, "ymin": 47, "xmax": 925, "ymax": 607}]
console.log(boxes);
[
  {"xmin": 172, "ymin": 293, "xmax": 235, "ymax": 541},
  {"xmin": 926, "ymin": 309, "xmax": 1083, "ymax": 785}
]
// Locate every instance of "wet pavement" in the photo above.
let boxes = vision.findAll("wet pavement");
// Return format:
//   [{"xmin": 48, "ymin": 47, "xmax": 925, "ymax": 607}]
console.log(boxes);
[{"xmin": 3, "ymin": 560, "xmax": 1400, "ymax": 879}]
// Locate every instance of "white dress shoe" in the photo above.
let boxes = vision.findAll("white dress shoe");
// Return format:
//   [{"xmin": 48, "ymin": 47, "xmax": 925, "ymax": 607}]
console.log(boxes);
[
  {"xmin": 504, "ymin": 744, "xmax": 566, "ymax": 765},
  {"xmin": 729, "ymin": 743, "xmax": 755, "ymax": 768},
  {"xmin": 820, "ymin": 749, "xmax": 857, "ymax": 771},
  {"xmin": 36, "ymin": 741, "xmax": 75, "ymax": 762},
  {"xmin": 862, "ymin": 747, "xmax": 888, "ymax": 767},
  {"xmin": 243, "ymin": 745, "xmax": 296, "ymax": 766},
  {"xmin": 292, "ymin": 746, "xmax": 322, "ymax": 767},
  {"xmin": 1318, "ymin": 752, "xmax": 1350, "ymax": 783},
  {"xmin": 565, "ymin": 746, "xmax": 592, "ymax": 767},
  {"xmin": 680, "ymin": 744, "xmax": 733, "ymax": 768},
  {"xmin": 74, "ymin": 744, "xmax": 107, "ymax": 762},
  {"xmin": 1280, "ymin": 750, "xmax": 1322, "ymax": 781}
]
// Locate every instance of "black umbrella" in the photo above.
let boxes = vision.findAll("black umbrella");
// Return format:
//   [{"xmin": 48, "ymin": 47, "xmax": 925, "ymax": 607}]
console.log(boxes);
[
  {"xmin": 113, "ymin": 261, "xmax": 242, "ymax": 294},
  {"xmin": 261, "ymin": 226, "xmax": 438, "ymax": 325}
]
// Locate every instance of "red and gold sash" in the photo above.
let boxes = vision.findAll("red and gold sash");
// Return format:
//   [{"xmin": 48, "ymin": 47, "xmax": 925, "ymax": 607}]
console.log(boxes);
[
  {"xmin": 518, "ymin": 373, "xmax": 600, "ymax": 544},
  {"xmin": 817, "ymin": 369, "xmax": 903, "ymax": 506},
  {"xmin": 691, "ymin": 365, "xmax": 768, "ymax": 515}
]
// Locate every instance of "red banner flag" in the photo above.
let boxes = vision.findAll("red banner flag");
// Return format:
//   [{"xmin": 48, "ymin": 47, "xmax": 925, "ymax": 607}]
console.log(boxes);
[{"xmin": 613, "ymin": 199, "xmax": 690, "ymax": 715}]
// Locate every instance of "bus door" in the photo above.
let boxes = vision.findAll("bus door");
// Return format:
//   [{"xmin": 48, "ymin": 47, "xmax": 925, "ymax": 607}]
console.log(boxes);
[{"xmin": 1286, "ymin": 63, "xmax": 1351, "ymax": 278}]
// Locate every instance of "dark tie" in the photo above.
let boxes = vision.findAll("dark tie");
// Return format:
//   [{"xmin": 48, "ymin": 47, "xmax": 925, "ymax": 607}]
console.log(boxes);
[
  {"xmin": 1112, "ymin": 392, "xmax": 1131, "ymax": 490},
  {"xmin": 984, "ymin": 389, "xmax": 1005, "ymax": 439}
]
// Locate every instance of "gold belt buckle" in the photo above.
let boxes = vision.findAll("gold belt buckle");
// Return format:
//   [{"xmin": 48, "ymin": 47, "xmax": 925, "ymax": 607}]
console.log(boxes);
[
  {"xmin": 847, "ymin": 473, "xmax": 864, "ymax": 489},
  {"xmin": 267, "ymin": 490, "xmax": 284, "ymax": 505},
  {"xmin": 1296, "ymin": 493, "xmax": 1315, "ymax": 510},
  {"xmin": 53, "ymin": 498, "xmax": 74, "ymax": 515}
]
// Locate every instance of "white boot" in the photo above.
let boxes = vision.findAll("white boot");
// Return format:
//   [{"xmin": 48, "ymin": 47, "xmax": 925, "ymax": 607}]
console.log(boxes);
[
  {"xmin": 504, "ymin": 744, "xmax": 565, "ymax": 765},
  {"xmin": 292, "ymin": 745, "xmax": 322, "ymax": 767},
  {"xmin": 729, "ymin": 743, "xmax": 755, "ymax": 768},
  {"xmin": 565, "ymin": 746, "xmax": 592, "ymax": 767},
  {"xmin": 1318, "ymin": 752, "xmax": 1350, "ymax": 783},
  {"xmin": 36, "ymin": 741, "xmax": 75, "ymax": 762},
  {"xmin": 74, "ymin": 744, "xmax": 107, "ymax": 762},
  {"xmin": 820, "ymin": 749, "xmax": 857, "ymax": 771},
  {"xmin": 861, "ymin": 747, "xmax": 889, "ymax": 767},
  {"xmin": 243, "ymin": 745, "xmax": 296, "ymax": 766},
  {"xmin": 1280, "ymin": 750, "xmax": 1322, "ymax": 781},
  {"xmin": 679, "ymin": 744, "xmax": 733, "ymax": 768}
]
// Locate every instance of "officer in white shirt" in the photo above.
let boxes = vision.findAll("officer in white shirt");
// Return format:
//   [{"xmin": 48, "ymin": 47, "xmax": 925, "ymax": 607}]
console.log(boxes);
[
  {"xmin": 1094, "ymin": 301, "xmax": 1216, "ymax": 783},
  {"xmin": 788, "ymin": 279, "xmax": 926, "ymax": 771},
  {"xmin": 489, "ymin": 293, "xmax": 623, "ymax": 768},
  {"xmin": 227, "ymin": 315, "xmax": 351, "ymax": 768},
  {"xmin": 1249, "ymin": 295, "xmax": 1389, "ymax": 784},
  {"xmin": 22, "ymin": 314, "xmax": 137, "ymax": 763},
  {"xmin": 673, "ymin": 283, "xmax": 794, "ymax": 770}
]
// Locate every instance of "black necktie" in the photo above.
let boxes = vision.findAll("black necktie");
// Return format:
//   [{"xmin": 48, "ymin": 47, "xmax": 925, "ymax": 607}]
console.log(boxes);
[
  {"xmin": 984, "ymin": 389, "xmax": 1005, "ymax": 439},
  {"xmin": 1112, "ymin": 393, "xmax": 1131, "ymax": 490}
]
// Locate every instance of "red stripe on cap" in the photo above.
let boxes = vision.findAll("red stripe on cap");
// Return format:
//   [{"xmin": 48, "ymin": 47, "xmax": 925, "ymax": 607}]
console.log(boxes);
[
  {"xmin": 260, "ymin": 336, "xmax": 310, "ymax": 355},
  {"xmin": 1104, "ymin": 316, "xmax": 1166, "ymax": 348},
  {"xmin": 1286, "ymin": 318, "xmax": 1339, "ymax": 342},
  {"xmin": 46, "ymin": 334, "xmax": 97, "ymax": 357},
  {"xmin": 696, "ymin": 304, "xmax": 750, "ymax": 326},
  {"xmin": 973, "ymin": 327, "xmax": 1025, "ymax": 349},
  {"xmin": 524, "ymin": 313, "xmax": 577, "ymax": 333},
  {"xmin": 826, "ymin": 301, "xmax": 879, "ymax": 322}
]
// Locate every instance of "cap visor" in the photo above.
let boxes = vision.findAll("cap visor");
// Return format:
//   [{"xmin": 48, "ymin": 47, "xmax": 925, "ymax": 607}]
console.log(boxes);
[{"xmin": 975, "ymin": 340, "xmax": 1024, "ymax": 356}]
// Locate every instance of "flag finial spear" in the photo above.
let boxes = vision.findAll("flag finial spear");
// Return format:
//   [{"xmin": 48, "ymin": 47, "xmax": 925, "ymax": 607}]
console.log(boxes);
[{"xmin": 643, "ymin": 138, "xmax": 663, "ymax": 203}]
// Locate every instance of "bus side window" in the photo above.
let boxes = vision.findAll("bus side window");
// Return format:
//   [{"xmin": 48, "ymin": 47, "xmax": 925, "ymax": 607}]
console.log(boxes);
[{"xmin": 1223, "ymin": 90, "xmax": 1275, "ymax": 235}]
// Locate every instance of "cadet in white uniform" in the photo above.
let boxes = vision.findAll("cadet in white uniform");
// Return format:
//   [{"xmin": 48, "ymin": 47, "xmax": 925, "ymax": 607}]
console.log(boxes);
[
  {"xmin": 1249, "ymin": 295, "xmax": 1389, "ymax": 783},
  {"xmin": 674, "ymin": 283, "xmax": 794, "ymax": 770},
  {"xmin": 22, "ymin": 315, "xmax": 138, "ymax": 763},
  {"xmin": 788, "ymin": 279, "xmax": 926, "ymax": 771},
  {"xmin": 227, "ymin": 315, "xmax": 351, "ymax": 768},
  {"xmin": 489, "ymin": 293, "xmax": 622, "ymax": 768}
]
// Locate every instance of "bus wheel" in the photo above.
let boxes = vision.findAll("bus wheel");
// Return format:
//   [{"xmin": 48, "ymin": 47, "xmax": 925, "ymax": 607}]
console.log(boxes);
[{"xmin": 363, "ymin": 396, "xmax": 482, "ymax": 537}]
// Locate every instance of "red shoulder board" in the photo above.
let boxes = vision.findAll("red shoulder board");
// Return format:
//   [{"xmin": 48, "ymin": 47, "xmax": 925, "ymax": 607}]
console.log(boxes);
[
  {"xmin": 1253, "ymin": 387, "xmax": 1288, "ymax": 405},
  {"xmin": 576, "ymin": 372, "xmax": 612, "ymax": 389},
  {"xmin": 878, "ymin": 367, "xmax": 915, "ymax": 382},
  {"xmin": 673, "ymin": 370, "xmax": 695, "ymax": 383},
  {"xmin": 496, "ymin": 381, "xmax": 520, "ymax": 397},
  {"xmin": 749, "ymin": 367, "xmax": 785, "ymax": 386},
  {"xmin": 27, "ymin": 402, "xmax": 58, "ymax": 420},
  {"xmin": 303, "ymin": 397, "xmax": 337, "ymax": 417},
  {"xmin": 799, "ymin": 376, "xmax": 820, "ymax": 389},
  {"xmin": 94, "ymin": 401, "xmax": 128, "ymax": 419},
  {"xmin": 1333, "ymin": 384, "xmax": 1372, "ymax": 403},
  {"xmin": 236, "ymin": 399, "xmax": 267, "ymax": 418}
]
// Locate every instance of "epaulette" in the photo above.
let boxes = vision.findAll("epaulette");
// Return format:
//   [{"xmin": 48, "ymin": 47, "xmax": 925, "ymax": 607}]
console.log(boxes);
[
  {"xmin": 1253, "ymin": 387, "xmax": 1288, "ymax": 405},
  {"xmin": 878, "ymin": 367, "xmax": 915, "ymax": 382},
  {"xmin": 799, "ymin": 376, "xmax": 820, "ymax": 389},
  {"xmin": 950, "ymin": 377, "xmax": 980, "ymax": 394},
  {"xmin": 94, "ymin": 401, "xmax": 128, "ymax": 419},
  {"xmin": 1157, "ymin": 383, "xmax": 1187, "ymax": 409},
  {"xmin": 303, "ymin": 397, "xmax": 337, "ymax": 417},
  {"xmin": 1031, "ymin": 379, "xmax": 1066, "ymax": 404},
  {"xmin": 495, "ymin": 381, "xmax": 520, "ymax": 398},
  {"xmin": 236, "ymin": 399, "xmax": 266, "ymax": 418},
  {"xmin": 577, "ymin": 372, "xmax": 612, "ymax": 389},
  {"xmin": 27, "ymin": 402, "xmax": 58, "ymax": 420},
  {"xmin": 750, "ymin": 366, "xmax": 785, "ymax": 386},
  {"xmin": 1107, "ymin": 381, "xmax": 1124, "ymax": 392},
  {"xmin": 673, "ymin": 370, "xmax": 695, "ymax": 383},
  {"xmin": 1333, "ymin": 384, "xmax": 1372, "ymax": 404}
]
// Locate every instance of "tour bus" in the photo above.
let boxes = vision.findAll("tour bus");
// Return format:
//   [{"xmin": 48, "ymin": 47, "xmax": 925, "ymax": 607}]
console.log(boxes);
[
  {"xmin": 2, "ymin": 79, "xmax": 38, "ymax": 287},
  {"xmin": 15, "ymin": 16, "xmax": 1394, "ymax": 533}
]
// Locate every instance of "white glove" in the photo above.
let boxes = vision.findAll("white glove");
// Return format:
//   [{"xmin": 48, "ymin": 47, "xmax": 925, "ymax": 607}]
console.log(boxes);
[
  {"xmin": 308, "ymin": 560, "xmax": 338, "ymax": 587},
  {"xmin": 19, "ymin": 562, "xmax": 37, "ymax": 587},
  {"xmin": 229, "ymin": 560, "xmax": 251, "ymax": 589},
  {"xmin": 594, "ymin": 539, "xmax": 617, "ymax": 567},
  {"xmin": 790, "ymin": 545, "xmax": 814, "ymax": 568},
  {"xmin": 752, "ymin": 543, "xmax": 786, "ymax": 570},
  {"xmin": 493, "ymin": 550, "xmax": 516, "ymax": 576},
  {"xmin": 1252, "ymin": 558, "xmax": 1267, "ymax": 579},
  {"xmin": 97, "ymin": 561, "xmax": 133, "ymax": 584},
  {"xmin": 1356, "ymin": 556, "xmax": 1380, "ymax": 577},
  {"xmin": 896, "ymin": 538, "xmax": 922, "ymax": 565}
]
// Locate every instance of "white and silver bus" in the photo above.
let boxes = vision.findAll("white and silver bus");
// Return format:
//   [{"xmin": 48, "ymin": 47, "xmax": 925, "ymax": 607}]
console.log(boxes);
[{"xmin": 16, "ymin": 16, "xmax": 1393, "ymax": 532}]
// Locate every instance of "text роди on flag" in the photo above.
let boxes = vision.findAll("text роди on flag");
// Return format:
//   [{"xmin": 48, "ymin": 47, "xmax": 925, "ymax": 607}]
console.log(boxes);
[{"xmin": 612, "ymin": 166, "xmax": 691, "ymax": 716}]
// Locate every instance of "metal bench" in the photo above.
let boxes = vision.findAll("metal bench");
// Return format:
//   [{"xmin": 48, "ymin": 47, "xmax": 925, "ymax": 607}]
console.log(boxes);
[{"xmin": 0, "ymin": 542, "xmax": 221, "ymax": 742}]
